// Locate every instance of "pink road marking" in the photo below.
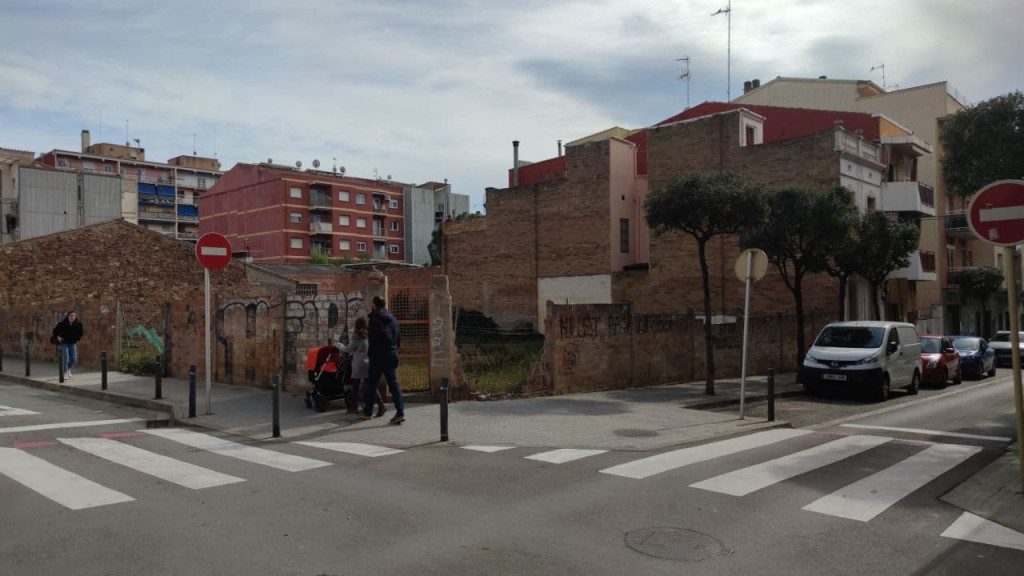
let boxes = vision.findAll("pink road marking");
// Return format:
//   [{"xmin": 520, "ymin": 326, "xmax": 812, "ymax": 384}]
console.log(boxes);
[{"xmin": 13, "ymin": 441, "xmax": 59, "ymax": 448}]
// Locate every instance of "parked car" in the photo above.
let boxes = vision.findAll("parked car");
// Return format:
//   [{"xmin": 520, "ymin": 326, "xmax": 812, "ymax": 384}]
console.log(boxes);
[
  {"xmin": 987, "ymin": 331, "xmax": 1024, "ymax": 367},
  {"xmin": 919, "ymin": 335, "xmax": 961, "ymax": 388},
  {"xmin": 950, "ymin": 336, "xmax": 997, "ymax": 379},
  {"xmin": 801, "ymin": 321, "xmax": 921, "ymax": 402}
]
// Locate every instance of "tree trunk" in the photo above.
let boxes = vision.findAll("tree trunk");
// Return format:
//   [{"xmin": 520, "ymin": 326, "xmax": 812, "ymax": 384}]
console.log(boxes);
[
  {"xmin": 698, "ymin": 239, "xmax": 715, "ymax": 395},
  {"xmin": 837, "ymin": 276, "xmax": 848, "ymax": 322},
  {"xmin": 794, "ymin": 271, "xmax": 807, "ymax": 368},
  {"xmin": 871, "ymin": 282, "xmax": 882, "ymax": 320}
]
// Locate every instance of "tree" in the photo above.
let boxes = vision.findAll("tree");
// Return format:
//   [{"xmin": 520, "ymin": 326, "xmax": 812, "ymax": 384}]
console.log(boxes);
[
  {"xmin": 856, "ymin": 212, "xmax": 920, "ymax": 320},
  {"xmin": 819, "ymin": 187, "xmax": 862, "ymax": 321},
  {"xmin": 957, "ymin": 266, "xmax": 1004, "ymax": 333},
  {"xmin": 940, "ymin": 91, "xmax": 1024, "ymax": 201},
  {"xmin": 741, "ymin": 185, "xmax": 854, "ymax": 365},
  {"xmin": 645, "ymin": 172, "xmax": 764, "ymax": 395},
  {"xmin": 428, "ymin": 226, "xmax": 442, "ymax": 266}
]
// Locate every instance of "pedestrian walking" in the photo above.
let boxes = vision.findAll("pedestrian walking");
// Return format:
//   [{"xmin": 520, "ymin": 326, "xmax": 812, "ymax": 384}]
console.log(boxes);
[
  {"xmin": 51, "ymin": 311, "xmax": 83, "ymax": 379},
  {"xmin": 336, "ymin": 317, "xmax": 386, "ymax": 418},
  {"xmin": 366, "ymin": 295, "xmax": 405, "ymax": 424}
]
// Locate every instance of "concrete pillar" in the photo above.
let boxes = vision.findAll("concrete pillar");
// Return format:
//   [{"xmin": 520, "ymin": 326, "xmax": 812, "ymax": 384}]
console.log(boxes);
[{"xmin": 429, "ymin": 275, "xmax": 457, "ymax": 400}]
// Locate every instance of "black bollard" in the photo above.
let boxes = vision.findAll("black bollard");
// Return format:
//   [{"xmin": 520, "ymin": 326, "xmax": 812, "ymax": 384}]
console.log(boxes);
[
  {"xmin": 24, "ymin": 344, "xmax": 30, "ymax": 377},
  {"xmin": 767, "ymin": 368, "xmax": 775, "ymax": 422},
  {"xmin": 58, "ymin": 344, "xmax": 64, "ymax": 383},
  {"xmin": 101, "ymin": 351, "xmax": 108, "ymax": 390},
  {"xmin": 272, "ymin": 374, "xmax": 281, "ymax": 438},
  {"xmin": 188, "ymin": 364, "xmax": 197, "ymax": 418},
  {"xmin": 154, "ymin": 354, "xmax": 162, "ymax": 399},
  {"xmin": 1, "ymin": 343, "xmax": 4, "ymax": 372},
  {"xmin": 440, "ymin": 377, "xmax": 449, "ymax": 442}
]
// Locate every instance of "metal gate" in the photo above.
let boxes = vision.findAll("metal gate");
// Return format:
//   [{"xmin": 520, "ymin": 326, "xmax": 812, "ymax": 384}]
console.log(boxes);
[{"xmin": 389, "ymin": 288, "xmax": 430, "ymax": 392}]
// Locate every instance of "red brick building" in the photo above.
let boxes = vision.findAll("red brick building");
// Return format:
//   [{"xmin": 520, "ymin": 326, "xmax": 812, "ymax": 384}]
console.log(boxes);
[{"xmin": 201, "ymin": 163, "xmax": 406, "ymax": 264}]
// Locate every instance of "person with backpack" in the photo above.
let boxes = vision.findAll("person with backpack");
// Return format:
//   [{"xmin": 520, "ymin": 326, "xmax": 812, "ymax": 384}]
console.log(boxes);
[
  {"xmin": 364, "ymin": 296, "xmax": 405, "ymax": 424},
  {"xmin": 51, "ymin": 311, "xmax": 83, "ymax": 379}
]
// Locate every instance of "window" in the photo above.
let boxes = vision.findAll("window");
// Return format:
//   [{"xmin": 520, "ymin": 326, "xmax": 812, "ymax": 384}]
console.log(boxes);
[
  {"xmin": 356, "ymin": 218, "xmax": 366, "ymax": 228},
  {"xmin": 390, "ymin": 221, "xmax": 399, "ymax": 231},
  {"xmin": 389, "ymin": 199, "xmax": 399, "ymax": 209},
  {"xmin": 339, "ymin": 215, "xmax": 350, "ymax": 226},
  {"xmin": 745, "ymin": 126, "xmax": 756, "ymax": 146},
  {"xmin": 291, "ymin": 238, "xmax": 303, "ymax": 249},
  {"xmin": 58, "ymin": 158, "xmax": 69, "ymax": 168},
  {"xmin": 103, "ymin": 165, "xmax": 113, "ymax": 173},
  {"xmin": 357, "ymin": 241, "xmax": 367, "ymax": 252},
  {"xmin": 140, "ymin": 168, "xmax": 148, "ymax": 181},
  {"xmin": 296, "ymin": 283, "xmax": 318, "ymax": 297},
  {"xmin": 355, "ymin": 193, "xmax": 366, "ymax": 204},
  {"xmin": 339, "ymin": 240, "xmax": 351, "ymax": 250},
  {"xmin": 389, "ymin": 245, "xmax": 400, "ymax": 254},
  {"xmin": 619, "ymin": 219, "xmax": 630, "ymax": 253},
  {"xmin": 198, "ymin": 177, "xmax": 208, "ymax": 189},
  {"xmin": 290, "ymin": 212, "xmax": 303, "ymax": 223},
  {"xmin": 290, "ymin": 187, "xmax": 302, "ymax": 198},
  {"xmin": 339, "ymin": 191, "xmax": 349, "ymax": 202}
]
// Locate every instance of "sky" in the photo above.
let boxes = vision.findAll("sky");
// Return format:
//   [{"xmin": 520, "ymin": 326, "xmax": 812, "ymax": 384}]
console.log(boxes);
[{"xmin": 2, "ymin": 1, "xmax": 1022, "ymax": 213}]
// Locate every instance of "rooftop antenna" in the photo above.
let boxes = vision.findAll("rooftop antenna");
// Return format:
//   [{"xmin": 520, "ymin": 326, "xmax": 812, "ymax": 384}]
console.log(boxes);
[
  {"xmin": 712, "ymin": 1, "xmax": 731, "ymax": 101},
  {"xmin": 677, "ymin": 56, "xmax": 691, "ymax": 109},
  {"xmin": 332, "ymin": 157, "xmax": 337, "ymax": 173},
  {"xmin": 870, "ymin": 63, "xmax": 888, "ymax": 90},
  {"xmin": 193, "ymin": 133, "xmax": 197, "ymax": 156},
  {"xmin": 213, "ymin": 128, "xmax": 218, "ymax": 157},
  {"xmin": 124, "ymin": 119, "xmax": 130, "ymax": 146}
]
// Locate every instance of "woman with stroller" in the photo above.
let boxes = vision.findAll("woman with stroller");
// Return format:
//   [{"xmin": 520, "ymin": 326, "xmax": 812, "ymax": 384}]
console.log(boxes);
[{"xmin": 336, "ymin": 317, "xmax": 386, "ymax": 419}]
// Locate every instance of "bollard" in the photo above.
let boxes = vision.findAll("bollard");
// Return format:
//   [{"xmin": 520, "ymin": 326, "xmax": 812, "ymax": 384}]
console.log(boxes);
[
  {"xmin": 1, "ymin": 343, "xmax": 4, "ymax": 372},
  {"xmin": 57, "ymin": 344, "xmax": 64, "ymax": 383},
  {"xmin": 101, "ymin": 351, "xmax": 108, "ymax": 390},
  {"xmin": 272, "ymin": 374, "xmax": 281, "ymax": 438},
  {"xmin": 188, "ymin": 365, "xmax": 197, "ymax": 418},
  {"xmin": 24, "ymin": 344, "xmax": 30, "ymax": 377},
  {"xmin": 154, "ymin": 354, "xmax": 162, "ymax": 399},
  {"xmin": 767, "ymin": 368, "xmax": 775, "ymax": 422},
  {"xmin": 440, "ymin": 377, "xmax": 449, "ymax": 442}
]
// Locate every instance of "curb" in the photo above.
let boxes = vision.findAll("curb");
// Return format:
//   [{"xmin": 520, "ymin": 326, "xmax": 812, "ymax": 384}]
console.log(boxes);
[
  {"xmin": 0, "ymin": 373, "xmax": 180, "ymax": 426},
  {"xmin": 681, "ymin": 388, "xmax": 806, "ymax": 411}
]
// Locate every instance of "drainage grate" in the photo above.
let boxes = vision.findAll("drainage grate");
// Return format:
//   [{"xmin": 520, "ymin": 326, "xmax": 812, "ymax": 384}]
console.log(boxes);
[{"xmin": 625, "ymin": 527, "xmax": 731, "ymax": 562}]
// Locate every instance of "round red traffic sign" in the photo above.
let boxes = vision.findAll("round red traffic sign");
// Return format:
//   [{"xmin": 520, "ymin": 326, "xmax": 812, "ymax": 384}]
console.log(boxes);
[
  {"xmin": 195, "ymin": 232, "xmax": 232, "ymax": 271},
  {"xmin": 967, "ymin": 180, "xmax": 1024, "ymax": 247}
]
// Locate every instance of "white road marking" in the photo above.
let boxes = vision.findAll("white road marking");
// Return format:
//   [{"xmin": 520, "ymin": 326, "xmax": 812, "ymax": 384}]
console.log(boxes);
[
  {"xmin": 0, "ymin": 418, "xmax": 143, "ymax": 434},
  {"xmin": 295, "ymin": 441, "xmax": 404, "ymax": 458},
  {"xmin": 463, "ymin": 445, "xmax": 516, "ymax": 453},
  {"xmin": 59, "ymin": 437, "xmax": 245, "ymax": 489},
  {"xmin": 840, "ymin": 423, "xmax": 1011, "ymax": 443},
  {"xmin": 0, "ymin": 447, "xmax": 133, "ymax": 510},
  {"xmin": 0, "ymin": 404, "xmax": 40, "ymax": 416},
  {"xmin": 600, "ymin": 429, "xmax": 812, "ymax": 480},
  {"xmin": 803, "ymin": 443, "xmax": 982, "ymax": 522},
  {"xmin": 143, "ymin": 428, "xmax": 331, "ymax": 472},
  {"xmin": 941, "ymin": 512, "xmax": 1024, "ymax": 551},
  {"xmin": 691, "ymin": 434, "xmax": 893, "ymax": 496},
  {"xmin": 525, "ymin": 449, "xmax": 608, "ymax": 464}
]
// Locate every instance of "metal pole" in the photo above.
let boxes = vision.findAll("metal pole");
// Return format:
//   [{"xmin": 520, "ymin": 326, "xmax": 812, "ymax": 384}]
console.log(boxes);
[
  {"xmin": 154, "ymin": 354, "xmax": 162, "ymax": 399},
  {"xmin": 272, "ymin": 374, "xmax": 281, "ymax": 438},
  {"xmin": 440, "ymin": 377, "xmax": 449, "ymax": 442},
  {"xmin": 739, "ymin": 250, "xmax": 753, "ymax": 419},
  {"xmin": 767, "ymin": 367, "xmax": 775, "ymax": 422},
  {"xmin": 58, "ymin": 344, "xmax": 64, "ymax": 383},
  {"xmin": 24, "ymin": 342, "xmax": 30, "ymax": 377},
  {"xmin": 205, "ymin": 268, "xmax": 212, "ymax": 415},
  {"xmin": 1003, "ymin": 246, "xmax": 1024, "ymax": 492},
  {"xmin": 188, "ymin": 364, "xmax": 197, "ymax": 418},
  {"xmin": 101, "ymin": 351, "xmax": 108, "ymax": 390},
  {"xmin": 1, "ymin": 343, "xmax": 4, "ymax": 372}
]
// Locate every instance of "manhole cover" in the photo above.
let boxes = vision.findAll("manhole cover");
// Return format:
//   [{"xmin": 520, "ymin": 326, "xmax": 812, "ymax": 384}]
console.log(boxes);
[{"xmin": 625, "ymin": 527, "xmax": 730, "ymax": 562}]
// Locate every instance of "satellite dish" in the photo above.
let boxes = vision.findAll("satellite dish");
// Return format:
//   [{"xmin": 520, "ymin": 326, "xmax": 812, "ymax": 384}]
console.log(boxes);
[
  {"xmin": 387, "ymin": 174, "xmax": 392, "ymax": 180},
  {"xmin": 267, "ymin": 158, "xmax": 273, "ymax": 163},
  {"xmin": 313, "ymin": 159, "xmax": 320, "ymax": 168},
  {"xmin": 295, "ymin": 160, "xmax": 302, "ymax": 168},
  {"xmin": 339, "ymin": 166, "xmax": 346, "ymax": 175}
]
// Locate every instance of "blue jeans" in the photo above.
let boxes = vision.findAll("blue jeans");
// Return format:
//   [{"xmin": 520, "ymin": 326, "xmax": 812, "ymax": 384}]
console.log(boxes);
[
  {"xmin": 61, "ymin": 342, "xmax": 78, "ymax": 373},
  {"xmin": 364, "ymin": 352, "xmax": 403, "ymax": 416}
]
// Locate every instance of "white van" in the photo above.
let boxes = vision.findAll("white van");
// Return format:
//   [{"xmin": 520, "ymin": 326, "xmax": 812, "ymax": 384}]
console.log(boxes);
[{"xmin": 800, "ymin": 321, "xmax": 921, "ymax": 402}]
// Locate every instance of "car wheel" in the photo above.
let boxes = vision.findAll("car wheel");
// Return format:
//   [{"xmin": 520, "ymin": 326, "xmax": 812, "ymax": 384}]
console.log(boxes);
[
  {"xmin": 953, "ymin": 366, "xmax": 962, "ymax": 385},
  {"xmin": 906, "ymin": 371, "xmax": 920, "ymax": 395},
  {"xmin": 936, "ymin": 368, "xmax": 949, "ymax": 389},
  {"xmin": 988, "ymin": 364, "xmax": 997, "ymax": 378},
  {"xmin": 876, "ymin": 374, "xmax": 891, "ymax": 402}
]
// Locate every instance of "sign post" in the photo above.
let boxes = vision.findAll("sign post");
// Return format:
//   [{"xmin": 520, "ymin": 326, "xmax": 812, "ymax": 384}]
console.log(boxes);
[
  {"xmin": 734, "ymin": 248, "xmax": 768, "ymax": 419},
  {"xmin": 967, "ymin": 179, "xmax": 1024, "ymax": 491},
  {"xmin": 195, "ymin": 233, "xmax": 232, "ymax": 415}
]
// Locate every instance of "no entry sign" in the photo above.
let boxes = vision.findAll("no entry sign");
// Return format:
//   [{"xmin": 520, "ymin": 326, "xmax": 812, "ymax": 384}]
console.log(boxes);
[
  {"xmin": 195, "ymin": 232, "xmax": 232, "ymax": 270},
  {"xmin": 967, "ymin": 180, "xmax": 1024, "ymax": 247}
]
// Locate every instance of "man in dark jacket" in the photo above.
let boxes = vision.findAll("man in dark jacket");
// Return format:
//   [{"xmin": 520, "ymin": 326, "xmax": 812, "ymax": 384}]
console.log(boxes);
[
  {"xmin": 364, "ymin": 296, "xmax": 405, "ymax": 424},
  {"xmin": 52, "ymin": 311, "xmax": 83, "ymax": 379}
]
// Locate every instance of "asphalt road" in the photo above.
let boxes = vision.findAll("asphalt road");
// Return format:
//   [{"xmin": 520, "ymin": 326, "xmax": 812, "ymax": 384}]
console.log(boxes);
[{"xmin": 2, "ymin": 379, "xmax": 1021, "ymax": 575}]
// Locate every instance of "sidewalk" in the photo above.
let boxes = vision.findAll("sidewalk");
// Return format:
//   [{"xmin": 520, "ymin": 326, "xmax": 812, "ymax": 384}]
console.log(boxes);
[{"xmin": 2, "ymin": 355, "xmax": 1020, "ymax": 536}]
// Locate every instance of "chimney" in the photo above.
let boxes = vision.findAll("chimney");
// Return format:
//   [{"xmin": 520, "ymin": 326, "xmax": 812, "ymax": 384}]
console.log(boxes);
[
  {"xmin": 744, "ymin": 80, "xmax": 752, "ymax": 93},
  {"xmin": 557, "ymin": 139, "xmax": 562, "ymax": 157},
  {"xmin": 513, "ymin": 140, "xmax": 520, "ymax": 187},
  {"xmin": 81, "ymin": 130, "xmax": 90, "ymax": 152},
  {"xmin": 752, "ymin": 79, "xmax": 760, "ymax": 89}
]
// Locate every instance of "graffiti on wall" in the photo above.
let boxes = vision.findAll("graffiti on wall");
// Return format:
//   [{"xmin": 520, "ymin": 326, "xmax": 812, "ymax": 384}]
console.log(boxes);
[{"xmin": 126, "ymin": 324, "xmax": 165, "ymax": 354}]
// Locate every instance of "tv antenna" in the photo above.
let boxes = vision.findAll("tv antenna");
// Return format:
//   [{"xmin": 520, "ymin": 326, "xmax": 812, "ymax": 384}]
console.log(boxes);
[
  {"xmin": 712, "ymin": 1, "xmax": 731, "ymax": 101},
  {"xmin": 677, "ymin": 56, "xmax": 691, "ymax": 109},
  {"xmin": 870, "ymin": 63, "xmax": 897, "ymax": 91}
]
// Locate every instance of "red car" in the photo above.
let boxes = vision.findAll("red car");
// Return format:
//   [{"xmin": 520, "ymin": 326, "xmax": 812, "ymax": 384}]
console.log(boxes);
[{"xmin": 919, "ymin": 335, "xmax": 961, "ymax": 388}]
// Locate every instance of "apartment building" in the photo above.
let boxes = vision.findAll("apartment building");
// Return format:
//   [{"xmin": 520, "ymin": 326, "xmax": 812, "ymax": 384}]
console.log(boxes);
[
  {"xmin": 733, "ymin": 77, "xmax": 971, "ymax": 333},
  {"xmin": 200, "ymin": 163, "xmax": 407, "ymax": 264},
  {"xmin": 403, "ymin": 180, "xmax": 470, "ymax": 266},
  {"xmin": 31, "ymin": 130, "xmax": 221, "ymax": 241}
]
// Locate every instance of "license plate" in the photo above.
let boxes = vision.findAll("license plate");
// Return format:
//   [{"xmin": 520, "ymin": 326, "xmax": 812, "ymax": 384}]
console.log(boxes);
[{"xmin": 822, "ymin": 373, "xmax": 846, "ymax": 381}]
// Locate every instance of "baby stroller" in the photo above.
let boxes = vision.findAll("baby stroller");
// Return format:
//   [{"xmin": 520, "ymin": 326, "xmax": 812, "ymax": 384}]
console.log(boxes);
[{"xmin": 304, "ymin": 345, "xmax": 358, "ymax": 412}]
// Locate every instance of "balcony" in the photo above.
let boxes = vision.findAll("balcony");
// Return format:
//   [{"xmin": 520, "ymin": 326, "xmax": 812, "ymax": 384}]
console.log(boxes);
[
  {"xmin": 138, "ymin": 210, "xmax": 176, "ymax": 222},
  {"xmin": 889, "ymin": 250, "xmax": 937, "ymax": 282},
  {"xmin": 309, "ymin": 195, "xmax": 332, "ymax": 210},
  {"xmin": 945, "ymin": 211, "xmax": 974, "ymax": 238},
  {"xmin": 881, "ymin": 181, "xmax": 935, "ymax": 217},
  {"xmin": 309, "ymin": 221, "xmax": 332, "ymax": 233},
  {"xmin": 372, "ymin": 203, "xmax": 388, "ymax": 214}
]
